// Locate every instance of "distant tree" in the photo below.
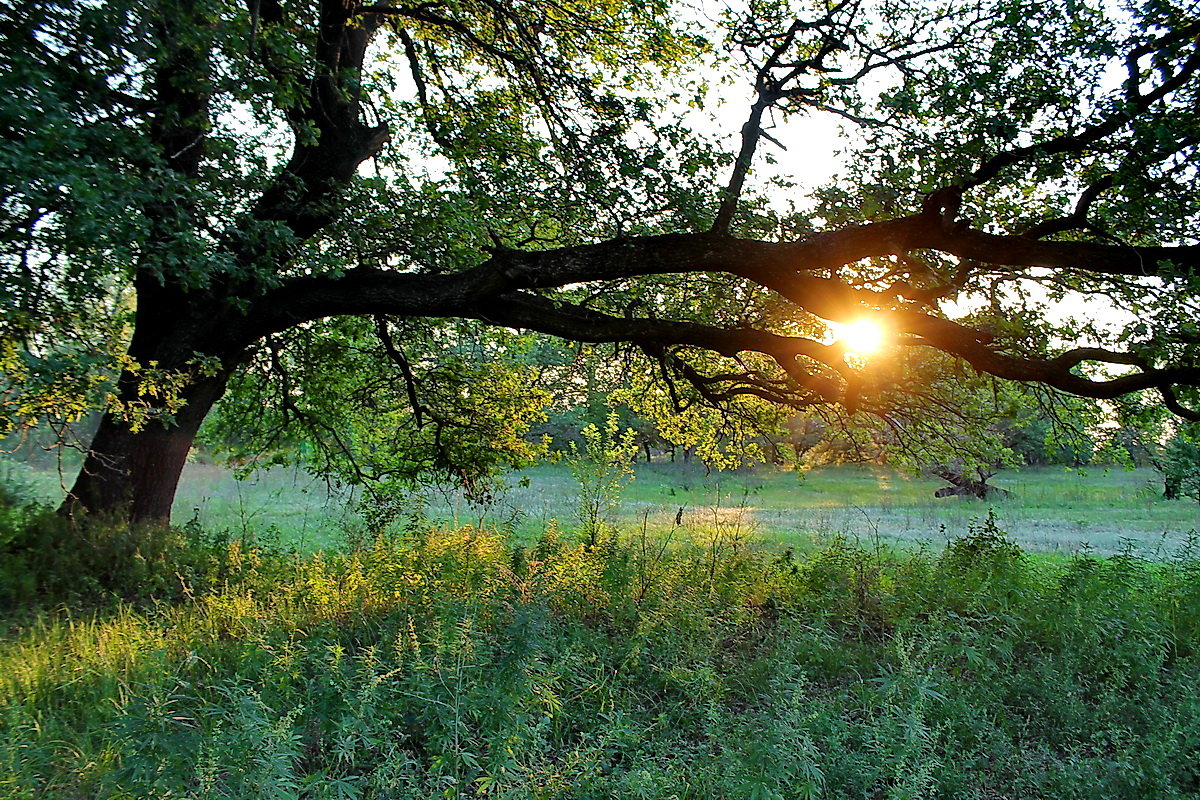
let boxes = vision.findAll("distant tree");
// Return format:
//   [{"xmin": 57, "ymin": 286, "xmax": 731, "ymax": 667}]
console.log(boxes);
[
  {"xmin": 2, "ymin": 0, "xmax": 1199, "ymax": 523},
  {"xmin": 1100, "ymin": 396, "xmax": 1200, "ymax": 500},
  {"xmin": 1102, "ymin": 425, "xmax": 1160, "ymax": 469},
  {"xmin": 998, "ymin": 406, "xmax": 1097, "ymax": 467},
  {"xmin": 1162, "ymin": 425, "xmax": 1200, "ymax": 502}
]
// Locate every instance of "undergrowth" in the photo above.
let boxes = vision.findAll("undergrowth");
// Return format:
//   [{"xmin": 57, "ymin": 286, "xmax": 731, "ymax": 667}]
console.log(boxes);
[{"xmin": 1, "ymin": 512, "xmax": 1200, "ymax": 799}]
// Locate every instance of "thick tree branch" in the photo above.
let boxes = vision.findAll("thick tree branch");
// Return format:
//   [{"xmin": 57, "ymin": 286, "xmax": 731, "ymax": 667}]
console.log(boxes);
[
  {"xmin": 249, "ymin": 0, "xmax": 390, "ymax": 239},
  {"xmin": 233, "ymin": 198, "xmax": 1200, "ymax": 429},
  {"xmin": 919, "ymin": 225, "xmax": 1199, "ymax": 277},
  {"xmin": 712, "ymin": 92, "xmax": 775, "ymax": 234},
  {"xmin": 908, "ymin": 333, "xmax": 1200, "ymax": 408},
  {"xmin": 251, "ymin": 216, "xmax": 1199, "ymax": 341}
]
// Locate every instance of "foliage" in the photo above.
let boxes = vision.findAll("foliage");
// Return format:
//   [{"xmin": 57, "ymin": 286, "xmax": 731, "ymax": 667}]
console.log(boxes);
[
  {"xmin": 0, "ymin": 469, "xmax": 294, "ymax": 607},
  {"xmin": 3, "ymin": 0, "xmax": 1199, "ymax": 521},
  {"xmin": 565, "ymin": 413, "xmax": 639, "ymax": 547},
  {"xmin": 940, "ymin": 508, "xmax": 1025, "ymax": 573},
  {"xmin": 0, "ymin": 462, "xmax": 39, "ymax": 553},
  {"xmin": 205, "ymin": 319, "xmax": 553, "ymax": 491},
  {"xmin": 1163, "ymin": 423, "xmax": 1200, "ymax": 502},
  {"xmin": 1000, "ymin": 408, "xmax": 1096, "ymax": 467},
  {"xmin": 1099, "ymin": 399, "xmax": 1200, "ymax": 500},
  {"xmin": 612, "ymin": 353, "xmax": 801, "ymax": 470}
]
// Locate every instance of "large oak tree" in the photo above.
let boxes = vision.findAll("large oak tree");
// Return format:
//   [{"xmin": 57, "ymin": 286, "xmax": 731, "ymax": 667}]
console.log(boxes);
[{"xmin": 1, "ymin": 0, "xmax": 1197, "ymax": 522}]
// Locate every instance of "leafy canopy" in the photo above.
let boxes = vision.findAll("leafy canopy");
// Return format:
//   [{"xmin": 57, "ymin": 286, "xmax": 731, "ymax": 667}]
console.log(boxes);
[{"xmin": 1, "ymin": 0, "xmax": 1198, "ymax": 492}]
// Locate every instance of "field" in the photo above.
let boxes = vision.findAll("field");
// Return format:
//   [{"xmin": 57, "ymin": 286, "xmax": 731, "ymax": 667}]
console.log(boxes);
[
  {"xmin": 5, "ymin": 460, "xmax": 1200, "ymax": 797},
  {"xmin": 3, "ymin": 514, "xmax": 1200, "ymax": 798},
  {"xmin": 9, "ymin": 459, "xmax": 1191, "ymax": 556},
  {"xmin": 449, "ymin": 462, "xmax": 1200, "ymax": 556}
]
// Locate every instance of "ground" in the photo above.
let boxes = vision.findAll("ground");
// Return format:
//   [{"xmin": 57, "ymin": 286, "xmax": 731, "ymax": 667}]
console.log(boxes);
[
  {"xmin": 4, "ymin": 459, "xmax": 1200, "ymax": 798},
  {"xmin": 7, "ymin": 459, "xmax": 1196, "ymax": 555}
]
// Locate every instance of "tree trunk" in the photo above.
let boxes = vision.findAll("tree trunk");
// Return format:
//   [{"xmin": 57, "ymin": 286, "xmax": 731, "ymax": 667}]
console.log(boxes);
[
  {"xmin": 49, "ymin": 0, "xmax": 388, "ymax": 527},
  {"xmin": 1164, "ymin": 474, "xmax": 1180, "ymax": 500},
  {"xmin": 60, "ymin": 287, "xmax": 241, "ymax": 524},
  {"xmin": 62, "ymin": 370, "xmax": 231, "ymax": 524}
]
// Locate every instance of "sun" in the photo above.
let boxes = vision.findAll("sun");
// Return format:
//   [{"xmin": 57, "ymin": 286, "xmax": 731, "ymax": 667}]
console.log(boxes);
[{"xmin": 830, "ymin": 318, "xmax": 888, "ymax": 358}]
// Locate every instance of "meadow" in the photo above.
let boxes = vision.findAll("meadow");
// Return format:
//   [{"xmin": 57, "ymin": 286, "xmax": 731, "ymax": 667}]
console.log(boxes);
[
  {"xmin": 8, "ymin": 459, "xmax": 1188, "ymax": 556},
  {"xmin": 441, "ymin": 462, "xmax": 1200, "ymax": 556},
  {"xmin": 2, "ymin": 513, "xmax": 1200, "ymax": 798},
  {"xmin": 3, "ymin": 459, "xmax": 1200, "ymax": 798}
]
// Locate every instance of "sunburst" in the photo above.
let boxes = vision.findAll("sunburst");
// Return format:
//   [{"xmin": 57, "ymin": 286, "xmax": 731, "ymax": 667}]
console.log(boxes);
[{"xmin": 829, "ymin": 318, "xmax": 888, "ymax": 358}]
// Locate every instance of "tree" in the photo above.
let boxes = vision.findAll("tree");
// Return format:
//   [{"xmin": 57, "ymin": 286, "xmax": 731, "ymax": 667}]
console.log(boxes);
[
  {"xmin": 1, "ymin": 0, "xmax": 1198, "ymax": 523},
  {"xmin": 1101, "ymin": 395, "xmax": 1200, "ymax": 499},
  {"xmin": 1162, "ymin": 424, "xmax": 1200, "ymax": 501}
]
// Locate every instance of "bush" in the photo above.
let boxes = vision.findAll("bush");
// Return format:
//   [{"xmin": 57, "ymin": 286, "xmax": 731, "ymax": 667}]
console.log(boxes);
[
  {"xmin": 0, "ymin": 464, "xmax": 41, "ymax": 551},
  {"xmin": 1163, "ymin": 424, "xmax": 1200, "ymax": 501},
  {"xmin": 0, "ymin": 502, "xmax": 292, "ymax": 607}
]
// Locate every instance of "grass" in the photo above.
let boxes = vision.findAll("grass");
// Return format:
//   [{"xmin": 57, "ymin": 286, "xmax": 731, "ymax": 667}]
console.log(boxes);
[
  {"xmin": 1, "ymin": 459, "xmax": 357, "ymax": 553},
  {"xmin": 2, "ymin": 518, "xmax": 1200, "ymax": 798},
  {"xmin": 4, "ymin": 443, "xmax": 1198, "ymax": 795},
  {"xmin": 385, "ymin": 462, "xmax": 1200, "ymax": 556},
  {"xmin": 3, "ymin": 452, "xmax": 1198, "ymax": 798},
  {"xmin": 2, "ymin": 455, "xmax": 1200, "ymax": 797},
  {"xmin": 5, "ymin": 459, "xmax": 1197, "ymax": 555}
]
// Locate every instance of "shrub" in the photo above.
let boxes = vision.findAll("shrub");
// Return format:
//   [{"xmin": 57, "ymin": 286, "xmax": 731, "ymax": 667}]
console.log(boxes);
[{"xmin": 0, "ymin": 505, "xmax": 292, "ymax": 607}]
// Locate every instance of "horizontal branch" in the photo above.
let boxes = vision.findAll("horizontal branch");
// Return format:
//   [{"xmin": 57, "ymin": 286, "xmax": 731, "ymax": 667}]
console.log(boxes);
[
  {"xmin": 919, "ymin": 225, "xmax": 1199, "ymax": 278},
  {"xmin": 238, "ymin": 214, "xmax": 1200, "ymax": 417},
  {"xmin": 910, "ymin": 333, "xmax": 1200, "ymax": 413},
  {"xmin": 473, "ymin": 292, "xmax": 847, "ymax": 404}
]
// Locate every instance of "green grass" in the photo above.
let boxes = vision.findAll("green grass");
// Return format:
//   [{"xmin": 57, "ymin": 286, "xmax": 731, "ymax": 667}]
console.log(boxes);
[
  {"xmin": 405, "ymin": 462, "xmax": 1200, "ymax": 556},
  {"xmin": 5, "ymin": 459, "xmax": 1196, "ymax": 555},
  {"xmin": 1, "ymin": 459, "xmax": 357, "ymax": 553},
  {"xmin": 4, "ymin": 458, "xmax": 1198, "ymax": 797},
  {"xmin": 173, "ymin": 463, "xmax": 356, "ymax": 552},
  {"xmin": 3, "ymin": 520, "xmax": 1200, "ymax": 798}
]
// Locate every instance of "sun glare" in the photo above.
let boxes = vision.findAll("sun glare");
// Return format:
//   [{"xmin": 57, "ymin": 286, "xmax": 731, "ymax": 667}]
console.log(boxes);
[{"xmin": 830, "ymin": 318, "xmax": 887, "ymax": 358}]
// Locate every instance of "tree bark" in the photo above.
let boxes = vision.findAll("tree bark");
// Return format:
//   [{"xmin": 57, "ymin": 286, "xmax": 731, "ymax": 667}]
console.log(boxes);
[
  {"xmin": 1163, "ymin": 474, "xmax": 1180, "ymax": 500},
  {"xmin": 63, "ymin": 369, "xmax": 232, "ymax": 524},
  {"xmin": 61, "ymin": 282, "xmax": 241, "ymax": 524},
  {"xmin": 56, "ymin": 0, "xmax": 388, "ymax": 526}
]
